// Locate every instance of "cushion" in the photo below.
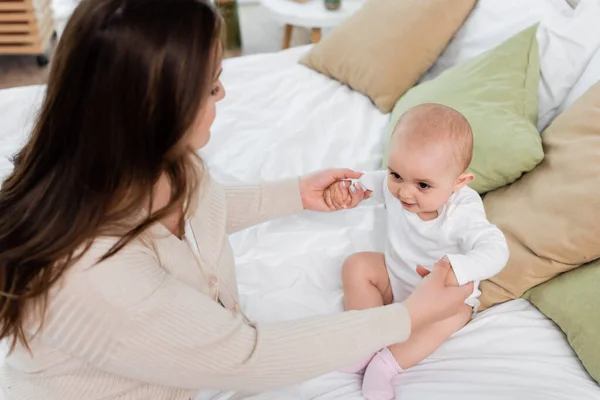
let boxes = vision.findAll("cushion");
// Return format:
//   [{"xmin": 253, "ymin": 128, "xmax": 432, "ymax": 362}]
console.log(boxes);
[
  {"xmin": 298, "ymin": 0, "xmax": 476, "ymax": 113},
  {"xmin": 524, "ymin": 258, "xmax": 600, "ymax": 383},
  {"xmin": 480, "ymin": 80, "xmax": 600, "ymax": 309},
  {"xmin": 382, "ymin": 25, "xmax": 543, "ymax": 194},
  {"xmin": 420, "ymin": 0, "xmax": 600, "ymax": 131}
]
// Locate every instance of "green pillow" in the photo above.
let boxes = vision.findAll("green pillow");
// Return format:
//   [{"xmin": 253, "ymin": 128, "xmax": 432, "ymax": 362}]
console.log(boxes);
[
  {"xmin": 382, "ymin": 25, "xmax": 543, "ymax": 194},
  {"xmin": 524, "ymin": 259, "xmax": 600, "ymax": 383}
]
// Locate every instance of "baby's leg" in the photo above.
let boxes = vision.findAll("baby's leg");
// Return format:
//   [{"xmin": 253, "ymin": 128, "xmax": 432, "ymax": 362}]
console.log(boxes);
[
  {"xmin": 342, "ymin": 252, "xmax": 393, "ymax": 310},
  {"xmin": 362, "ymin": 307, "xmax": 471, "ymax": 400},
  {"xmin": 388, "ymin": 305, "xmax": 472, "ymax": 369},
  {"xmin": 339, "ymin": 252, "xmax": 392, "ymax": 373}
]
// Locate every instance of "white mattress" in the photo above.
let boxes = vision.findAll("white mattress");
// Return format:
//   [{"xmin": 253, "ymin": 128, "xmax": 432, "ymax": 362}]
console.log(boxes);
[{"xmin": 0, "ymin": 46, "xmax": 599, "ymax": 399}]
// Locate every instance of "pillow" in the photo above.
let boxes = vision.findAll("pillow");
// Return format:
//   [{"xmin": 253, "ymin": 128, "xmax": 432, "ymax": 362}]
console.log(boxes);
[
  {"xmin": 298, "ymin": 0, "xmax": 477, "ymax": 113},
  {"xmin": 524, "ymin": 258, "xmax": 600, "ymax": 383},
  {"xmin": 421, "ymin": 0, "xmax": 600, "ymax": 132},
  {"xmin": 382, "ymin": 26, "xmax": 543, "ymax": 194},
  {"xmin": 479, "ymin": 80, "xmax": 600, "ymax": 309}
]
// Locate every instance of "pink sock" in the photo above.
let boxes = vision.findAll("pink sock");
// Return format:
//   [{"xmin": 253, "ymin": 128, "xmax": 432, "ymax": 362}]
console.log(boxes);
[
  {"xmin": 339, "ymin": 353, "xmax": 376, "ymax": 374},
  {"xmin": 362, "ymin": 348, "xmax": 403, "ymax": 400}
]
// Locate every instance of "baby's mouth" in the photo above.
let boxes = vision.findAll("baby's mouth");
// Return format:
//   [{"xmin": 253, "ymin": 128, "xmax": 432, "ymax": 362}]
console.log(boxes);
[{"xmin": 400, "ymin": 200, "xmax": 416, "ymax": 208}]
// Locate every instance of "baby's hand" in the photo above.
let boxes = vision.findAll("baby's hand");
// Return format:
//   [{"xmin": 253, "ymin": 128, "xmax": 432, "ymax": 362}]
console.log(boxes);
[{"xmin": 323, "ymin": 180, "xmax": 371, "ymax": 211}]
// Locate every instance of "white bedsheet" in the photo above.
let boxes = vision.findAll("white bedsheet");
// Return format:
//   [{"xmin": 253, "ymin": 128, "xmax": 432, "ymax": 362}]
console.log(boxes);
[{"xmin": 0, "ymin": 46, "xmax": 598, "ymax": 399}]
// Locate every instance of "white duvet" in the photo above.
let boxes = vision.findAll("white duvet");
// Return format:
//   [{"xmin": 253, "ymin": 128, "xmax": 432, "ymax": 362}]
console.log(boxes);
[
  {"xmin": 0, "ymin": 47, "xmax": 599, "ymax": 400},
  {"xmin": 202, "ymin": 46, "xmax": 600, "ymax": 400}
]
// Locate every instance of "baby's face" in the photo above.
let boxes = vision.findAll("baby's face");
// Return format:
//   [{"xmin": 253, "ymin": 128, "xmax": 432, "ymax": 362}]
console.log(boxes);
[{"xmin": 386, "ymin": 134, "xmax": 468, "ymax": 220}]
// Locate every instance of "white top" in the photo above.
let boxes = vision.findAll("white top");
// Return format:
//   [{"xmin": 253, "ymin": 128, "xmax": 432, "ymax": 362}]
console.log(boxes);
[
  {"xmin": 359, "ymin": 171, "xmax": 509, "ymax": 306},
  {"xmin": 261, "ymin": 0, "xmax": 365, "ymax": 29},
  {"xmin": 184, "ymin": 219, "xmax": 202, "ymax": 260}
]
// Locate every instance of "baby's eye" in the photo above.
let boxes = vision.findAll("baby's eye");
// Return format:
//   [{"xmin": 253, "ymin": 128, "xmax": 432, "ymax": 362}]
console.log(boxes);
[
  {"xmin": 390, "ymin": 172, "xmax": 402, "ymax": 181},
  {"xmin": 418, "ymin": 182, "xmax": 430, "ymax": 189}
]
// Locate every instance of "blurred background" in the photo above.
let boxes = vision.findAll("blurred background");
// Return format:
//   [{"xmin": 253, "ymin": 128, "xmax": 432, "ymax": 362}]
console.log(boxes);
[{"xmin": 0, "ymin": 0, "xmax": 346, "ymax": 90}]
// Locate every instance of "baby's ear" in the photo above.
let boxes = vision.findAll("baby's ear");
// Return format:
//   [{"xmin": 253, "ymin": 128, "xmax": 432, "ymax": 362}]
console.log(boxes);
[{"xmin": 454, "ymin": 172, "xmax": 475, "ymax": 190}]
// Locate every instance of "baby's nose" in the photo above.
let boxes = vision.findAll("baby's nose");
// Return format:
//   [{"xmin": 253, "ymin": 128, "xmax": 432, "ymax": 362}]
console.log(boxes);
[{"xmin": 397, "ymin": 185, "xmax": 412, "ymax": 199}]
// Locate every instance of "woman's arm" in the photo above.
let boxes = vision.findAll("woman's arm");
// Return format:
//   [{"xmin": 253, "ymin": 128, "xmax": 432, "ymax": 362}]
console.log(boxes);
[
  {"xmin": 224, "ymin": 178, "xmax": 303, "ymax": 234},
  {"xmin": 222, "ymin": 169, "xmax": 369, "ymax": 233},
  {"xmin": 43, "ymin": 242, "xmax": 410, "ymax": 392}
]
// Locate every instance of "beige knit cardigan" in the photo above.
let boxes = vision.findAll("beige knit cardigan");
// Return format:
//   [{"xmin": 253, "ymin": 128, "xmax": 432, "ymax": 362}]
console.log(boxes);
[{"xmin": 0, "ymin": 174, "xmax": 411, "ymax": 399}]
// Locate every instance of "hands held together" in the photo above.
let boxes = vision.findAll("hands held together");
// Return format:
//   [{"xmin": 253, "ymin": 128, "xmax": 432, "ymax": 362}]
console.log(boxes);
[{"xmin": 298, "ymin": 168, "xmax": 372, "ymax": 212}]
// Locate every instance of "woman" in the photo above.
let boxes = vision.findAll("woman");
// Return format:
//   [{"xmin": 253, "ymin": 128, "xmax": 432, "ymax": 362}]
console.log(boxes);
[{"xmin": 0, "ymin": 0, "xmax": 473, "ymax": 399}]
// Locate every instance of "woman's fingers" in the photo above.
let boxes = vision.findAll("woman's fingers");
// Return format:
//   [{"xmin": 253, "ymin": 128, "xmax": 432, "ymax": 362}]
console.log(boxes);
[
  {"xmin": 456, "ymin": 281, "xmax": 475, "ymax": 300},
  {"xmin": 430, "ymin": 257, "xmax": 452, "ymax": 284},
  {"xmin": 404, "ymin": 257, "xmax": 477, "ymax": 332},
  {"xmin": 330, "ymin": 168, "xmax": 363, "ymax": 180}
]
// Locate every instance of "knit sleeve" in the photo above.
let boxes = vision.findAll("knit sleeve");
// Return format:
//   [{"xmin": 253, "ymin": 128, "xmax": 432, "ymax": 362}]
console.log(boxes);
[
  {"xmin": 223, "ymin": 178, "xmax": 304, "ymax": 234},
  {"xmin": 42, "ymin": 242, "xmax": 411, "ymax": 392}
]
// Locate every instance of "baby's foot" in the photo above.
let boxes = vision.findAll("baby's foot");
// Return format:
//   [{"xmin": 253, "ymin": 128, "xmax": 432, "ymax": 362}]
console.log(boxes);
[
  {"xmin": 362, "ymin": 348, "xmax": 402, "ymax": 400},
  {"xmin": 339, "ymin": 353, "xmax": 376, "ymax": 374}
]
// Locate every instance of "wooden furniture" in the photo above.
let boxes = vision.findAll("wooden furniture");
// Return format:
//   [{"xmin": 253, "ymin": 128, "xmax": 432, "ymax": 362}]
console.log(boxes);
[
  {"xmin": 261, "ymin": 0, "xmax": 364, "ymax": 50},
  {"xmin": 0, "ymin": 0, "xmax": 56, "ymax": 66}
]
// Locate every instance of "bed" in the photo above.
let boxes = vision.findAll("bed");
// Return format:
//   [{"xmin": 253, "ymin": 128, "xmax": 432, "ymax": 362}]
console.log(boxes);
[{"xmin": 1, "ymin": 3, "xmax": 600, "ymax": 400}]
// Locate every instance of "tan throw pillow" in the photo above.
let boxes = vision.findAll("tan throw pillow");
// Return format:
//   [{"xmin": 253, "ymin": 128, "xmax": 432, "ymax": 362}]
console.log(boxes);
[
  {"xmin": 479, "ymin": 81, "xmax": 600, "ymax": 310},
  {"xmin": 298, "ymin": 0, "xmax": 476, "ymax": 113}
]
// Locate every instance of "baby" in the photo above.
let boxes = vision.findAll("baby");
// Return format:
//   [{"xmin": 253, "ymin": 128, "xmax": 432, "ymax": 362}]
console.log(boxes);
[{"xmin": 328, "ymin": 103, "xmax": 509, "ymax": 400}]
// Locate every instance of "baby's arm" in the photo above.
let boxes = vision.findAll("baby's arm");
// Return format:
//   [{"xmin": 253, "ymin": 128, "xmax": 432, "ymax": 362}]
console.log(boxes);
[
  {"xmin": 445, "ymin": 195, "xmax": 509, "ymax": 286},
  {"xmin": 356, "ymin": 170, "xmax": 388, "ymax": 205}
]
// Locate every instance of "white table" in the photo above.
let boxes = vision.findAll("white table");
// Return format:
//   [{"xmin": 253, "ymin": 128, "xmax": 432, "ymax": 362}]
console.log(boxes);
[{"xmin": 261, "ymin": 0, "xmax": 364, "ymax": 49}]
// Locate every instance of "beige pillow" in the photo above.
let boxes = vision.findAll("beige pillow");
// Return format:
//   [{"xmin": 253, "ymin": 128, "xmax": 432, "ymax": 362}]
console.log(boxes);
[
  {"xmin": 479, "ymin": 81, "xmax": 600, "ymax": 310},
  {"xmin": 298, "ymin": 0, "xmax": 476, "ymax": 113}
]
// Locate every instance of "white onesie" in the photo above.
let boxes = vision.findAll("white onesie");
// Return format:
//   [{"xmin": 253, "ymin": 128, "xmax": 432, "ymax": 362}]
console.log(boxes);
[{"xmin": 358, "ymin": 171, "xmax": 509, "ymax": 309}]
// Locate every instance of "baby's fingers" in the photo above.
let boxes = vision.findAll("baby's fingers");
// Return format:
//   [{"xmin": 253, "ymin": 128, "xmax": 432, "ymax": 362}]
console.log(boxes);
[
  {"xmin": 330, "ymin": 184, "xmax": 348, "ymax": 210},
  {"xmin": 348, "ymin": 182, "xmax": 367, "ymax": 208},
  {"xmin": 338, "ymin": 181, "xmax": 352, "ymax": 207},
  {"xmin": 323, "ymin": 189, "xmax": 336, "ymax": 211}
]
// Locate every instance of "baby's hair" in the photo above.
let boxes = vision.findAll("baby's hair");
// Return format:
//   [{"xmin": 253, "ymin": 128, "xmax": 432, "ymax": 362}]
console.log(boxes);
[{"xmin": 393, "ymin": 103, "xmax": 473, "ymax": 172}]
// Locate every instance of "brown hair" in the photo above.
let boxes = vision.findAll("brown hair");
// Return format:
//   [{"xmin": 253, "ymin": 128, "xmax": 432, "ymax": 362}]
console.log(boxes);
[{"xmin": 0, "ymin": 0, "xmax": 222, "ymax": 351}]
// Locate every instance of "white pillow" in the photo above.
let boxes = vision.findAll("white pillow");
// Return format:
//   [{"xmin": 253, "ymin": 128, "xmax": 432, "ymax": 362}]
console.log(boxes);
[
  {"xmin": 559, "ymin": 46, "xmax": 600, "ymax": 111},
  {"xmin": 537, "ymin": 0, "xmax": 600, "ymax": 130},
  {"xmin": 420, "ymin": 0, "xmax": 600, "ymax": 132}
]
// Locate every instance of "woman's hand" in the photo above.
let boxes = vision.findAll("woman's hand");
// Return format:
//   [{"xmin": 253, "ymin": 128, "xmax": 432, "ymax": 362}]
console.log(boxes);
[
  {"xmin": 299, "ymin": 169, "xmax": 370, "ymax": 212},
  {"xmin": 404, "ymin": 258, "xmax": 474, "ymax": 333},
  {"xmin": 417, "ymin": 256, "xmax": 459, "ymax": 287}
]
